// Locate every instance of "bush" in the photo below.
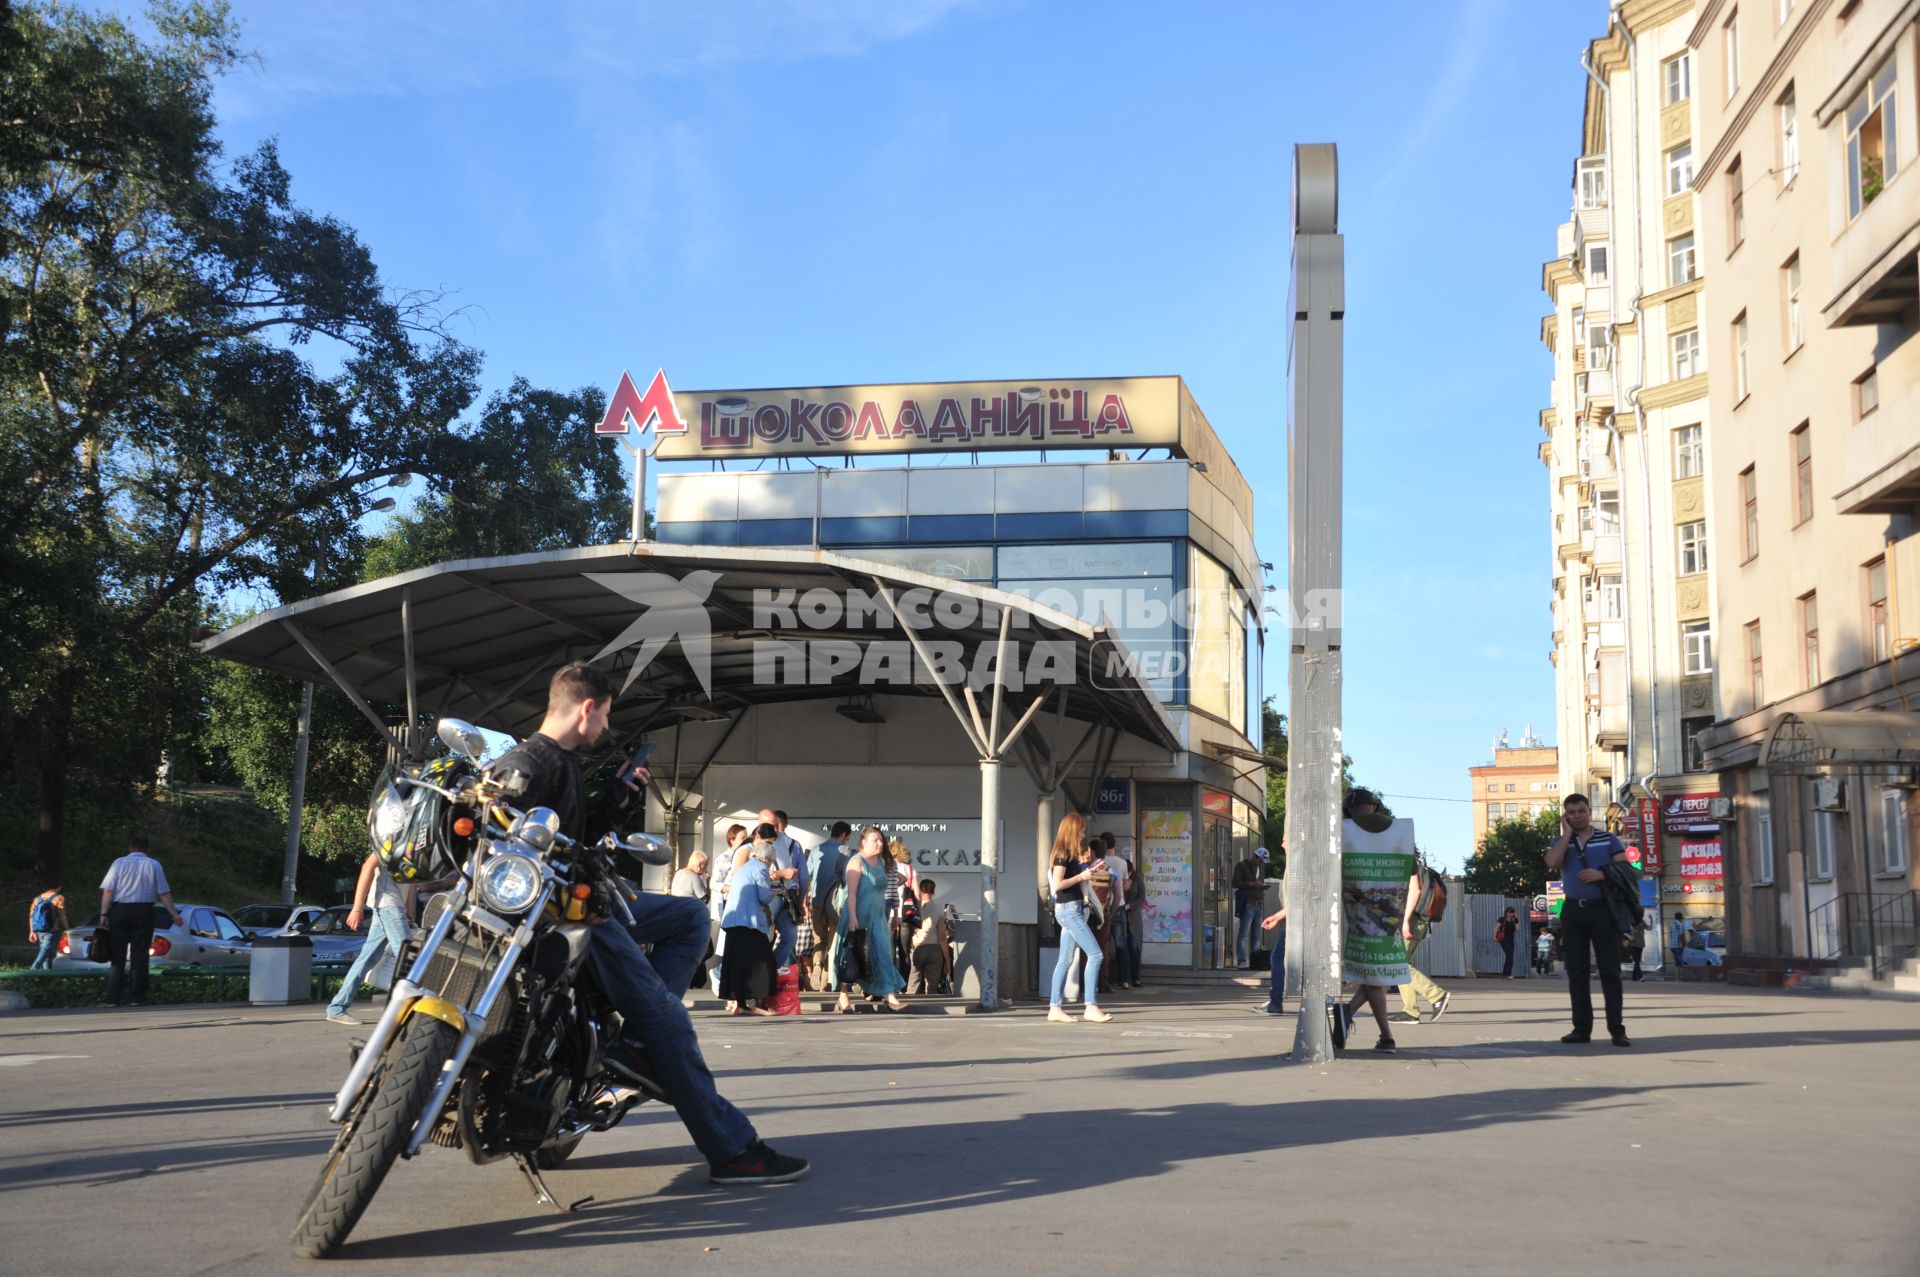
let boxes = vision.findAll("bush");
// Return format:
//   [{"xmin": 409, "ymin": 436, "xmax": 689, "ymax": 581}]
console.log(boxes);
[{"xmin": 0, "ymin": 966, "xmax": 365, "ymax": 1009}]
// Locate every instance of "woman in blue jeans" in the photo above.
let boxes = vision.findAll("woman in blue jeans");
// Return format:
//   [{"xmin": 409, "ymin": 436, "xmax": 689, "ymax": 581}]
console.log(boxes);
[{"xmin": 1047, "ymin": 814, "xmax": 1112, "ymax": 1024}]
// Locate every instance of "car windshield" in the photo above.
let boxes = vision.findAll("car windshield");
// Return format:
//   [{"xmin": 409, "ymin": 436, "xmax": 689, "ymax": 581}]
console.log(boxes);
[
  {"xmin": 238, "ymin": 905, "xmax": 292, "ymax": 928},
  {"xmin": 1704, "ymin": 931, "xmax": 1726, "ymax": 948}
]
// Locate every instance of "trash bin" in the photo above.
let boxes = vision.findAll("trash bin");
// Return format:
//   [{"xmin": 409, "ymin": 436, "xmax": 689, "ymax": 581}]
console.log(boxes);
[{"xmin": 250, "ymin": 934, "xmax": 314, "ymax": 1005}]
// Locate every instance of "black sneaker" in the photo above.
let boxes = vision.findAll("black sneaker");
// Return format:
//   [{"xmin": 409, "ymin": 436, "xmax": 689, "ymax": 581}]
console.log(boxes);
[
  {"xmin": 1561, "ymin": 1030, "xmax": 1592, "ymax": 1044},
  {"xmin": 1374, "ymin": 1036, "xmax": 1397, "ymax": 1053},
  {"xmin": 710, "ymin": 1140, "xmax": 810, "ymax": 1185},
  {"xmin": 1428, "ymin": 991, "xmax": 1451, "ymax": 1021},
  {"xmin": 1611, "ymin": 1031, "xmax": 1632, "ymax": 1048}
]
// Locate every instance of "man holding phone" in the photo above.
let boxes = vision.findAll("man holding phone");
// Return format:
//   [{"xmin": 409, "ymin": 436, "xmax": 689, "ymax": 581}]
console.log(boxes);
[{"xmin": 1544, "ymin": 793, "xmax": 1632, "ymax": 1048}]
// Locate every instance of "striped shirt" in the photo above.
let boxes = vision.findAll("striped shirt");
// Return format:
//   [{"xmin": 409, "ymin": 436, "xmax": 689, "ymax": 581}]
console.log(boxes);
[{"xmin": 100, "ymin": 852, "xmax": 171, "ymax": 904}]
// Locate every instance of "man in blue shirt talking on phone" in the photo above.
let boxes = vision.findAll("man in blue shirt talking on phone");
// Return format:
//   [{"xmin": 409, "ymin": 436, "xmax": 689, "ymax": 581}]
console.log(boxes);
[{"xmin": 1544, "ymin": 792, "xmax": 1633, "ymax": 1048}]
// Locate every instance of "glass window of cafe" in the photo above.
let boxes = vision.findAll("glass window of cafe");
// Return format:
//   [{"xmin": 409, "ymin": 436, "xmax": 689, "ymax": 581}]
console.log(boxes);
[
  {"xmin": 1189, "ymin": 548, "xmax": 1249, "ymax": 727},
  {"xmin": 998, "ymin": 542, "xmax": 1179, "ymax": 698}
]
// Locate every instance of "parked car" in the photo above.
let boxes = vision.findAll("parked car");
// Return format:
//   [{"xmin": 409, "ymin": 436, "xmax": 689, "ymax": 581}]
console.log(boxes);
[
  {"xmin": 232, "ymin": 903, "xmax": 328, "ymax": 936},
  {"xmin": 299, "ymin": 905, "xmax": 369, "ymax": 964},
  {"xmin": 1679, "ymin": 930, "xmax": 1727, "ymax": 967},
  {"xmin": 55, "ymin": 904, "xmax": 255, "ymax": 969}
]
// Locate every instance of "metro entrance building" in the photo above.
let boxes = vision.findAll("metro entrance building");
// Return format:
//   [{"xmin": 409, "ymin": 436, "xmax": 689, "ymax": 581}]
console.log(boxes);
[{"xmin": 204, "ymin": 374, "xmax": 1268, "ymax": 989}]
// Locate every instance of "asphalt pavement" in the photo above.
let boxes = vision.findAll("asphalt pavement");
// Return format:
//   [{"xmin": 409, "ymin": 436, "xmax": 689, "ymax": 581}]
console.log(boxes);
[{"xmin": 1, "ymin": 978, "xmax": 1916, "ymax": 1276}]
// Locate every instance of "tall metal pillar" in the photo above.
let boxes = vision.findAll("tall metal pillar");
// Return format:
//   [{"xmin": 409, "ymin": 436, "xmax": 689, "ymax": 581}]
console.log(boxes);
[
  {"xmin": 1286, "ymin": 143, "xmax": 1346, "ymax": 1064},
  {"xmin": 979, "ymin": 757, "xmax": 1002, "ymax": 1011},
  {"xmin": 282, "ymin": 680, "xmax": 314, "ymax": 907}
]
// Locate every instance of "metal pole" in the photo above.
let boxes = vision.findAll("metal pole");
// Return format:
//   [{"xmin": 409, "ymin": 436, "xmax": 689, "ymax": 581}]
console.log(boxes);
[
  {"xmin": 1286, "ymin": 142, "xmax": 1345, "ymax": 1065},
  {"xmin": 980, "ymin": 756, "xmax": 1002, "ymax": 1010},
  {"xmin": 282, "ymin": 680, "xmax": 314, "ymax": 907}
]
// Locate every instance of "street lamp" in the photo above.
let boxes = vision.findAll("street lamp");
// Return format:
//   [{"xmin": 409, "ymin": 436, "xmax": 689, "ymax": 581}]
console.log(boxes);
[{"xmin": 281, "ymin": 493, "xmax": 398, "ymax": 906}]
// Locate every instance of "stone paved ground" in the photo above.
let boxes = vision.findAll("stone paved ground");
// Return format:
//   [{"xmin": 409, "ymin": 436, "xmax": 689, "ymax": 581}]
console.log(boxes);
[{"xmin": 2, "ymin": 978, "xmax": 1915, "ymax": 1276}]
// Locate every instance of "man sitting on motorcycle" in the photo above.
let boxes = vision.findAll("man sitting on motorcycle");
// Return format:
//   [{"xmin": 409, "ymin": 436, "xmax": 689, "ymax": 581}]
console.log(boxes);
[{"xmin": 488, "ymin": 660, "xmax": 808, "ymax": 1185}]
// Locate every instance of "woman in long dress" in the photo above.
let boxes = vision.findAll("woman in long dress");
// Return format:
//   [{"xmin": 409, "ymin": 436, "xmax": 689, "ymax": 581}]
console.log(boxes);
[{"xmin": 835, "ymin": 825, "xmax": 907, "ymax": 1013}]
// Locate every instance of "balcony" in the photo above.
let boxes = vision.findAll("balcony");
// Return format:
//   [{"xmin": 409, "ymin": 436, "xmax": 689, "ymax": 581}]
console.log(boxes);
[
  {"xmin": 1836, "ymin": 370, "xmax": 1920, "ymax": 515},
  {"xmin": 1823, "ymin": 169, "xmax": 1918, "ymax": 328}
]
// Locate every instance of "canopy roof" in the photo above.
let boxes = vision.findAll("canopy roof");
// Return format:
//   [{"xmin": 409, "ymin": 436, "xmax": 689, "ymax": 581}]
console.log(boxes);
[
  {"xmin": 200, "ymin": 543, "xmax": 1180, "ymax": 754},
  {"xmin": 1760, "ymin": 711, "xmax": 1920, "ymax": 774}
]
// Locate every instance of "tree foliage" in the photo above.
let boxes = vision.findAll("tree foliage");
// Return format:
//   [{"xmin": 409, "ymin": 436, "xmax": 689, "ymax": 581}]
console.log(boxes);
[
  {"xmin": 1463, "ymin": 808, "xmax": 1560, "ymax": 899},
  {"xmin": 2, "ymin": 1, "xmax": 479, "ymax": 884}
]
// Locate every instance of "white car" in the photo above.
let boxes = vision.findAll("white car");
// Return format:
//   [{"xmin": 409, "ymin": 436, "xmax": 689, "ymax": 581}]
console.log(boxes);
[
  {"xmin": 55, "ymin": 903, "xmax": 255, "ymax": 969},
  {"xmin": 231, "ymin": 903, "xmax": 328, "ymax": 936},
  {"xmin": 1678, "ymin": 930, "xmax": 1727, "ymax": 967}
]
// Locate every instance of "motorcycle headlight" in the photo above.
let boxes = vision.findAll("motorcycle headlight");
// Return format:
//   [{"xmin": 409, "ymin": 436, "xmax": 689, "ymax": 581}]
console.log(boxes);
[{"xmin": 477, "ymin": 852, "xmax": 544, "ymax": 915}]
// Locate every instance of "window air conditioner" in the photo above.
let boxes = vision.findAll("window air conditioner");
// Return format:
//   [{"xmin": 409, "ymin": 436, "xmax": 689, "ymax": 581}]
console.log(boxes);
[
  {"xmin": 1813, "ymin": 777, "xmax": 1848, "ymax": 812},
  {"xmin": 1709, "ymin": 796, "xmax": 1733, "ymax": 819}
]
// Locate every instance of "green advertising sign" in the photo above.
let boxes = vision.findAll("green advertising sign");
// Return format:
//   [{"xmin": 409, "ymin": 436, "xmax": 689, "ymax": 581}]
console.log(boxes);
[{"xmin": 1340, "ymin": 826, "xmax": 1414, "ymax": 986}]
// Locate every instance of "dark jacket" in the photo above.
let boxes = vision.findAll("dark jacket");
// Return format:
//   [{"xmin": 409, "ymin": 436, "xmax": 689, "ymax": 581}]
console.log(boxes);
[
  {"xmin": 489, "ymin": 733, "xmax": 633, "ymax": 844},
  {"xmin": 1598, "ymin": 860, "xmax": 1641, "ymax": 940}
]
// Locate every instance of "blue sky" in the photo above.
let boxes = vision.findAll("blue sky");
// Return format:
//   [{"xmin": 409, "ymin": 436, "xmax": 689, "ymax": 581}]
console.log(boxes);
[{"xmin": 135, "ymin": 0, "xmax": 1605, "ymax": 868}]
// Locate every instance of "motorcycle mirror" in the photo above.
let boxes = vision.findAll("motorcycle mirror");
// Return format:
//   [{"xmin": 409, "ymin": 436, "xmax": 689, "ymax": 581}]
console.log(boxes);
[
  {"xmin": 437, "ymin": 718, "xmax": 487, "ymax": 761},
  {"xmin": 619, "ymin": 832, "xmax": 675, "ymax": 867}
]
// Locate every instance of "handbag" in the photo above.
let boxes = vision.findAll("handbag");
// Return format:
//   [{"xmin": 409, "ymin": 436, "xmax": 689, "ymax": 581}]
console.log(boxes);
[
  {"xmin": 85, "ymin": 926, "xmax": 110, "ymax": 963},
  {"xmin": 838, "ymin": 927, "xmax": 873, "ymax": 985}
]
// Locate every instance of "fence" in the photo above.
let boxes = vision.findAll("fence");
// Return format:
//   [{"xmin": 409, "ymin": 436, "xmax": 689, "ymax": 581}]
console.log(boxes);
[{"xmin": 1809, "ymin": 891, "xmax": 1919, "ymax": 978}]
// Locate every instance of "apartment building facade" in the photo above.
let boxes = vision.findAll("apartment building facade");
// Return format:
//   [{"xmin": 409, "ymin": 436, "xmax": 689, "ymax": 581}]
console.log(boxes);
[
  {"xmin": 1542, "ymin": 0, "xmax": 1724, "ymax": 918},
  {"xmin": 1470, "ymin": 741, "xmax": 1562, "ymax": 840},
  {"xmin": 1688, "ymin": 0, "xmax": 1920, "ymax": 967}
]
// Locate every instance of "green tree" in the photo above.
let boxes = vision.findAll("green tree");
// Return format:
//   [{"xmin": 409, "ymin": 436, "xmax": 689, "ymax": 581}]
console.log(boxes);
[
  {"xmin": 1464, "ymin": 808, "xmax": 1559, "ymax": 899},
  {"xmin": 2, "ymin": 2, "xmax": 479, "ymax": 884}
]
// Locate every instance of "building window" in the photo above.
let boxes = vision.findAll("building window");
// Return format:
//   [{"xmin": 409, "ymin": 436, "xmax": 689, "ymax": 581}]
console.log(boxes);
[
  {"xmin": 1679, "ymin": 520, "xmax": 1709, "ymax": 575},
  {"xmin": 1733, "ymin": 311, "xmax": 1750, "ymax": 400},
  {"xmin": 1867, "ymin": 557, "xmax": 1890, "ymax": 662},
  {"xmin": 1665, "ymin": 51, "xmax": 1692, "ymax": 104},
  {"xmin": 1741, "ymin": 465, "xmax": 1759, "ymax": 560},
  {"xmin": 1600, "ymin": 572, "xmax": 1624, "ymax": 621},
  {"xmin": 1668, "ymin": 233, "xmax": 1697, "ymax": 285},
  {"xmin": 1724, "ymin": 12, "xmax": 1740, "ymax": 100},
  {"xmin": 1779, "ymin": 84, "xmax": 1799, "ymax": 184},
  {"xmin": 1747, "ymin": 620, "xmax": 1764, "ymax": 708},
  {"xmin": 1675, "ymin": 424, "xmax": 1704, "ymax": 478},
  {"xmin": 1856, "ymin": 366, "xmax": 1880, "ymax": 419},
  {"xmin": 1784, "ymin": 254, "xmax": 1803, "ymax": 352},
  {"xmin": 1757, "ymin": 811, "xmax": 1774, "ymax": 884},
  {"xmin": 1683, "ymin": 620, "xmax": 1714, "ymax": 674},
  {"xmin": 1667, "ymin": 143, "xmax": 1695, "ymax": 196},
  {"xmin": 1682, "ymin": 716, "xmax": 1713, "ymax": 771},
  {"xmin": 1587, "ymin": 322, "xmax": 1613, "ymax": 369},
  {"xmin": 1586, "ymin": 242, "xmax": 1609, "ymax": 283},
  {"xmin": 1595, "ymin": 488, "xmax": 1621, "ymax": 536},
  {"xmin": 1800, "ymin": 591, "xmax": 1820, "ymax": 687},
  {"xmin": 1673, "ymin": 330, "xmax": 1703, "ymax": 379},
  {"xmin": 1578, "ymin": 156, "xmax": 1608, "ymax": 210},
  {"xmin": 1791, "ymin": 424, "xmax": 1812, "ymax": 525},
  {"xmin": 1846, "ymin": 55, "xmax": 1899, "ymax": 219},
  {"xmin": 1812, "ymin": 809, "xmax": 1836, "ymax": 880},
  {"xmin": 1880, "ymin": 785, "xmax": 1910, "ymax": 874},
  {"xmin": 1728, "ymin": 158, "xmax": 1746, "ymax": 248}
]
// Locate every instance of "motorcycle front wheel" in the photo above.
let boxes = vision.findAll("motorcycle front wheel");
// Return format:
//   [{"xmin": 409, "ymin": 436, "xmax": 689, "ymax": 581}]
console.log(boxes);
[{"xmin": 289, "ymin": 1014, "xmax": 460, "ymax": 1259}]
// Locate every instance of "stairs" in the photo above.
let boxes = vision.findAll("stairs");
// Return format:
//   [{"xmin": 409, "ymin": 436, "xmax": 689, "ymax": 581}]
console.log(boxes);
[{"xmin": 1800, "ymin": 953, "xmax": 1920, "ymax": 1001}]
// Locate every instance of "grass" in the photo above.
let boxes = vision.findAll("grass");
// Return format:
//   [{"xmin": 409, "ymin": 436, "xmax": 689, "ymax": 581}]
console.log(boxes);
[{"xmin": 3, "ymin": 781, "xmax": 358, "ymax": 936}]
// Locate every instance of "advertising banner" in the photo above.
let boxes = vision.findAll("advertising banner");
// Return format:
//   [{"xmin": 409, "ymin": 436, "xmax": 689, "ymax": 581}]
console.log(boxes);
[
  {"xmin": 1140, "ymin": 809, "xmax": 1193, "ymax": 944},
  {"xmin": 1638, "ymin": 797, "xmax": 1663, "ymax": 873},
  {"xmin": 1679, "ymin": 840, "xmax": 1724, "ymax": 878},
  {"xmin": 652, "ymin": 376, "xmax": 1185, "ymax": 461},
  {"xmin": 1340, "ymin": 818, "xmax": 1414, "ymax": 986}
]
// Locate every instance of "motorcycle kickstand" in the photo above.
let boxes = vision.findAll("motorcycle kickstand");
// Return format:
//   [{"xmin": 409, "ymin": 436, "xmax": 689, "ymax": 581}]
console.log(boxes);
[{"xmin": 514, "ymin": 1153, "xmax": 594, "ymax": 1214}]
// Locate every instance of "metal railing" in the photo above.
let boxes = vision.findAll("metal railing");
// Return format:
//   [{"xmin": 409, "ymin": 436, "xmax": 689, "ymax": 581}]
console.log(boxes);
[{"xmin": 1808, "ymin": 891, "xmax": 1919, "ymax": 978}]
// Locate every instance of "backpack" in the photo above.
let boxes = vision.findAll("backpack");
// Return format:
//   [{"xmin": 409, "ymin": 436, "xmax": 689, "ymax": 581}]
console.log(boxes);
[
  {"xmin": 31, "ymin": 895, "xmax": 62, "ymax": 934},
  {"xmin": 1412, "ymin": 860, "xmax": 1449, "ymax": 923}
]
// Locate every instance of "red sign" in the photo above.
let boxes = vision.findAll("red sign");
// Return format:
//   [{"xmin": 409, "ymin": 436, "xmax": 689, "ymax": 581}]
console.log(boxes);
[
  {"xmin": 1639, "ymin": 797, "xmax": 1663, "ymax": 873},
  {"xmin": 1679, "ymin": 840, "xmax": 1723, "ymax": 878},
  {"xmin": 597, "ymin": 369, "xmax": 691, "ymax": 437}
]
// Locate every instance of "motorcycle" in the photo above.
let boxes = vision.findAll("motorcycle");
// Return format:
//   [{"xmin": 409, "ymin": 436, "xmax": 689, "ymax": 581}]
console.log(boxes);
[{"xmin": 289, "ymin": 718, "xmax": 674, "ymax": 1259}]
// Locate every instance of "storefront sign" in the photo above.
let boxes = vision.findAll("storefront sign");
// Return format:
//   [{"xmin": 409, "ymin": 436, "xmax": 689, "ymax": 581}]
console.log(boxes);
[
  {"xmin": 647, "ymin": 376, "xmax": 1185, "ymax": 461},
  {"xmin": 1663, "ymin": 795, "xmax": 1718, "ymax": 836},
  {"xmin": 1638, "ymin": 797, "xmax": 1662, "ymax": 873},
  {"xmin": 1140, "ymin": 809, "xmax": 1193, "ymax": 944},
  {"xmin": 1200, "ymin": 790, "xmax": 1232, "ymax": 816},
  {"xmin": 1094, "ymin": 778, "xmax": 1131, "ymax": 814},
  {"xmin": 1663, "ymin": 879, "xmax": 1725, "ymax": 903},
  {"xmin": 1545, "ymin": 881, "xmax": 1565, "ymax": 917},
  {"xmin": 1679, "ymin": 840, "xmax": 1724, "ymax": 878}
]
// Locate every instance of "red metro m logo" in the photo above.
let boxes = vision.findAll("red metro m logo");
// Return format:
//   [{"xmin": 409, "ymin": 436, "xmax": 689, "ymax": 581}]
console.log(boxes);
[{"xmin": 596, "ymin": 369, "xmax": 691, "ymax": 437}]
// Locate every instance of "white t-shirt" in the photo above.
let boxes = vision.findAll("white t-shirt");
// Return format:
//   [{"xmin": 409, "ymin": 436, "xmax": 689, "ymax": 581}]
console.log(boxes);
[
  {"xmin": 367, "ymin": 863, "xmax": 405, "ymax": 912},
  {"xmin": 1103, "ymin": 855, "xmax": 1128, "ymax": 899}
]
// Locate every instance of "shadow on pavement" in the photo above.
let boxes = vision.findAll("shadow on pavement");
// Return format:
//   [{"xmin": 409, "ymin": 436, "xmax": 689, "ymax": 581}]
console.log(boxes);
[{"xmin": 330, "ymin": 1084, "xmax": 1747, "ymax": 1261}]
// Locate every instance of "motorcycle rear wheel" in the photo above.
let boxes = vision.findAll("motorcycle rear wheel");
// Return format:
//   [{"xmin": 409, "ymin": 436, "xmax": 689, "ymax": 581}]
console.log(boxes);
[{"xmin": 289, "ymin": 1015, "xmax": 460, "ymax": 1259}]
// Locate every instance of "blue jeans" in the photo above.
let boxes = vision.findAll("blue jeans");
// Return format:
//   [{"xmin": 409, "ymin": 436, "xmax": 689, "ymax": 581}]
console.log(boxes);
[
  {"xmin": 1050, "ymin": 901, "xmax": 1104, "ymax": 1008},
  {"xmin": 327, "ymin": 905, "xmax": 409, "ymax": 1016},
  {"xmin": 1235, "ymin": 908, "xmax": 1261, "ymax": 966},
  {"xmin": 590, "ymin": 894, "xmax": 755, "ymax": 1167},
  {"xmin": 1263, "ymin": 922, "xmax": 1286, "ymax": 1012},
  {"xmin": 769, "ymin": 895, "xmax": 797, "ymax": 970},
  {"xmin": 30, "ymin": 934, "xmax": 60, "ymax": 969}
]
